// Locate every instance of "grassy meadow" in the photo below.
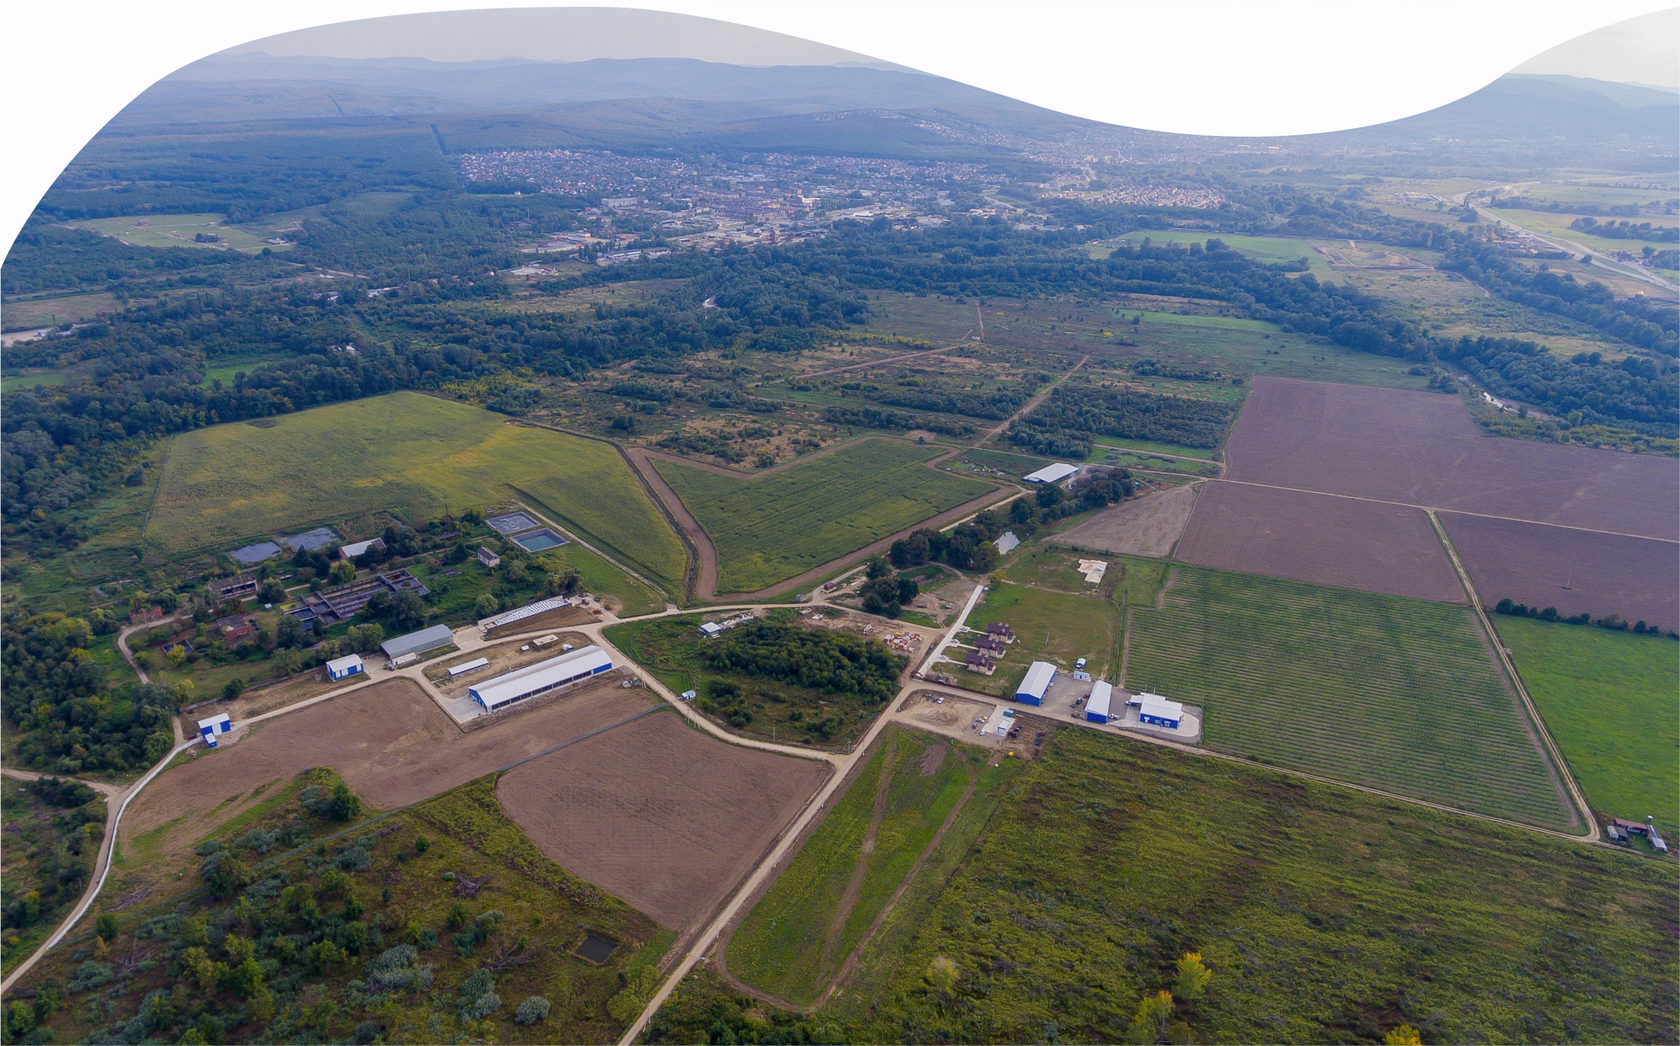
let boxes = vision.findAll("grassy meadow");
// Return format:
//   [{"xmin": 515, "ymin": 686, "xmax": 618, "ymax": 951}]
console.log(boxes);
[
  {"xmin": 822, "ymin": 729, "xmax": 1678, "ymax": 1044},
  {"xmin": 1124, "ymin": 565, "xmax": 1575, "ymax": 830},
  {"xmin": 1112, "ymin": 230, "xmax": 1337, "ymax": 275},
  {"xmin": 655, "ymin": 440, "xmax": 995, "ymax": 592},
  {"xmin": 68, "ymin": 213, "xmax": 287, "ymax": 253},
  {"xmin": 728, "ymin": 727, "xmax": 992, "ymax": 1006},
  {"xmin": 143, "ymin": 392, "xmax": 686, "ymax": 592},
  {"xmin": 1495, "ymin": 616, "xmax": 1679, "ymax": 821}
]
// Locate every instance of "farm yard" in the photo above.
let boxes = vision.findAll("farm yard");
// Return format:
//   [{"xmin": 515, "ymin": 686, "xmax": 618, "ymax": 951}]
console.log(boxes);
[
  {"xmin": 961, "ymin": 579, "xmax": 1121, "ymax": 696},
  {"xmin": 653, "ymin": 438, "xmax": 996, "ymax": 593},
  {"xmin": 118, "ymin": 677, "xmax": 659, "ymax": 872},
  {"xmin": 1493, "ymin": 616, "xmax": 1680, "ymax": 821},
  {"xmin": 495, "ymin": 710, "xmax": 830, "ymax": 930},
  {"xmin": 1123, "ymin": 565, "xmax": 1576, "ymax": 829},
  {"xmin": 724, "ymin": 726, "xmax": 1012, "ymax": 1008},
  {"xmin": 143, "ymin": 391, "xmax": 688, "ymax": 591},
  {"xmin": 1222, "ymin": 377, "xmax": 1679, "ymax": 540},
  {"xmin": 1174, "ymin": 481, "xmax": 1466, "ymax": 603},
  {"xmin": 1442, "ymin": 512, "xmax": 1680, "ymax": 633}
]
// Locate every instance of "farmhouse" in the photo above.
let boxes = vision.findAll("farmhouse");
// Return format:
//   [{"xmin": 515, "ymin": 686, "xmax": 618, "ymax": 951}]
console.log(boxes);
[
  {"xmin": 1024, "ymin": 462, "xmax": 1079, "ymax": 485},
  {"xmin": 1086, "ymin": 680, "xmax": 1113, "ymax": 723},
  {"xmin": 1016, "ymin": 661, "xmax": 1056, "ymax": 706},
  {"xmin": 468, "ymin": 645, "xmax": 614, "ymax": 712},
  {"xmin": 381, "ymin": 624, "xmax": 455, "ymax": 662},
  {"xmin": 325, "ymin": 654, "xmax": 364, "ymax": 682},
  {"xmin": 1129, "ymin": 692, "xmax": 1184, "ymax": 729}
]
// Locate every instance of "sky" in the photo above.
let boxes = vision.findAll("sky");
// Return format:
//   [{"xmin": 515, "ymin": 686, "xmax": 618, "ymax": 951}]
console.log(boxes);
[
  {"xmin": 2, "ymin": 2, "xmax": 1677, "ymax": 249},
  {"xmin": 1514, "ymin": 7, "xmax": 1679, "ymax": 86}
]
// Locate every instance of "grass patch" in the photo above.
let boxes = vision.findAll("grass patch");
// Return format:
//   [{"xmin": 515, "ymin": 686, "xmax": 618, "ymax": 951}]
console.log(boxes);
[
  {"xmin": 143, "ymin": 392, "xmax": 686, "ymax": 594},
  {"xmin": 1126, "ymin": 565, "xmax": 1573, "ymax": 829},
  {"xmin": 1494, "ymin": 616, "xmax": 1679, "ymax": 820},
  {"xmin": 1113, "ymin": 230, "xmax": 1337, "ymax": 275},
  {"xmin": 68, "ymin": 212, "xmax": 288, "ymax": 254},
  {"xmin": 728, "ymin": 727, "xmax": 979, "ymax": 1005},
  {"xmin": 655, "ymin": 440, "xmax": 994, "ymax": 592},
  {"xmin": 0, "ymin": 368, "xmax": 68, "ymax": 393}
]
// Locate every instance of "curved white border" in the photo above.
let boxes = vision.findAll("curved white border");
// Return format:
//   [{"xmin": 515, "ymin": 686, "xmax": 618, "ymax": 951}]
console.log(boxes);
[{"xmin": 2, "ymin": 1, "xmax": 1673, "ymax": 259}]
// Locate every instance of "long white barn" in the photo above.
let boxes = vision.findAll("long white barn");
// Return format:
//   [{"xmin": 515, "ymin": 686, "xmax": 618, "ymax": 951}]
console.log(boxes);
[{"xmin": 468, "ymin": 645, "xmax": 613, "ymax": 712}]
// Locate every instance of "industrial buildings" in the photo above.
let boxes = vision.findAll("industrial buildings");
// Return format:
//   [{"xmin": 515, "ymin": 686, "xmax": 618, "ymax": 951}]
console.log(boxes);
[
  {"xmin": 1129, "ymin": 692, "xmax": 1184, "ymax": 729},
  {"xmin": 1015, "ymin": 661, "xmax": 1056, "ymax": 705},
  {"xmin": 381, "ymin": 624, "xmax": 455, "ymax": 662},
  {"xmin": 1086, "ymin": 681, "xmax": 1113, "ymax": 723},
  {"xmin": 468, "ymin": 645, "xmax": 614, "ymax": 712}
]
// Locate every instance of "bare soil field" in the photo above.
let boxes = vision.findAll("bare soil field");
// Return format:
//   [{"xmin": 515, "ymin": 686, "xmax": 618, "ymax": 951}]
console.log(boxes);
[
  {"xmin": 1442, "ymin": 513, "xmax": 1679, "ymax": 632},
  {"xmin": 1224, "ymin": 378, "xmax": 1678, "ymax": 540},
  {"xmin": 1175, "ymin": 481, "xmax": 1466, "ymax": 603},
  {"xmin": 1053, "ymin": 482, "xmax": 1200, "ymax": 558},
  {"xmin": 495, "ymin": 712, "xmax": 829, "ymax": 929},
  {"xmin": 126, "ymin": 678, "xmax": 657, "ymax": 857}
]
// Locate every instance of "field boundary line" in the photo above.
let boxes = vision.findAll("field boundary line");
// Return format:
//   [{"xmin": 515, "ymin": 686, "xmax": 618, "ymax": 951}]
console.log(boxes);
[{"xmin": 1427, "ymin": 510, "xmax": 1597, "ymax": 840}]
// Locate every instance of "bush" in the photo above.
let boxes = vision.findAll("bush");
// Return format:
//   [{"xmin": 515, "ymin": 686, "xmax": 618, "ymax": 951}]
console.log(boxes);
[{"xmin": 514, "ymin": 996, "xmax": 551, "ymax": 1025}]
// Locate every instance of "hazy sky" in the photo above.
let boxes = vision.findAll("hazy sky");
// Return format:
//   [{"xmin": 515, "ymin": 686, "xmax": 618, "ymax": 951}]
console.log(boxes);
[
  {"xmin": 221, "ymin": 7, "xmax": 879, "ymax": 66},
  {"xmin": 1515, "ymin": 8, "xmax": 1679, "ymax": 86}
]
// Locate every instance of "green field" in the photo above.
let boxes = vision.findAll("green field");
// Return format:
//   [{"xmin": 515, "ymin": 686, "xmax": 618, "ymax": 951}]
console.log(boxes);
[
  {"xmin": 1114, "ymin": 230, "xmax": 1337, "ymax": 275},
  {"xmin": 656, "ymin": 440, "xmax": 995, "ymax": 592},
  {"xmin": 144, "ymin": 392, "xmax": 686, "ymax": 593},
  {"xmin": 0, "ymin": 368, "xmax": 68, "ymax": 393},
  {"xmin": 68, "ymin": 212, "xmax": 288, "ymax": 253},
  {"xmin": 728, "ymin": 727, "xmax": 986, "ymax": 1005},
  {"xmin": 1124, "ymin": 565, "xmax": 1574, "ymax": 829},
  {"xmin": 1495, "ymin": 617, "xmax": 1679, "ymax": 820},
  {"xmin": 817, "ymin": 730, "xmax": 1677, "ymax": 1044}
]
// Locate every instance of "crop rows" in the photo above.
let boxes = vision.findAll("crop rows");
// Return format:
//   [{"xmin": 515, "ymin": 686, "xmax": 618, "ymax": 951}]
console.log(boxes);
[
  {"xmin": 1125, "ymin": 566, "xmax": 1572, "ymax": 828},
  {"xmin": 658, "ymin": 440, "xmax": 992, "ymax": 591}
]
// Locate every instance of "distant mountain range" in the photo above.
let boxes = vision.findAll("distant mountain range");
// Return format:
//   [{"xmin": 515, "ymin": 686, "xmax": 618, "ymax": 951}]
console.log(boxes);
[{"xmin": 105, "ymin": 53, "xmax": 1678, "ymax": 161}]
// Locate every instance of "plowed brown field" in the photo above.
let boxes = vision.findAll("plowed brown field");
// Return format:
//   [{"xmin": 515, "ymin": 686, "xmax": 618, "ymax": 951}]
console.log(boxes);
[
  {"xmin": 1442, "ymin": 512, "xmax": 1679, "ymax": 632},
  {"xmin": 1176, "ymin": 481, "xmax": 1466, "ymax": 602},
  {"xmin": 1224, "ymin": 378, "xmax": 1678, "ymax": 540},
  {"xmin": 496, "ymin": 713, "xmax": 830, "ymax": 929}
]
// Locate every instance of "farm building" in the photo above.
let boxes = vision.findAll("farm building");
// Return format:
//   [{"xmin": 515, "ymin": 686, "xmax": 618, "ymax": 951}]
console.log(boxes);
[
  {"xmin": 468, "ymin": 645, "xmax": 614, "ymax": 712},
  {"xmin": 481, "ymin": 596, "xmax": 570, "ymax": 631},
  {"xmin": 1086, "ymin": 681, "xmax": 1113, "ymax": 723},
  {"xmin": 381, "ymin": 624, "xmax": 455, "ymax": 661},
  {"xmin": 448, "ymin": 657, "xmax": 490, "ymax": 678},
  {"xmin": 325, "ymin": 654, "xmax": 364, "ymax": 681},
  {"xmin": 1024, "ymin": 462, "xmax": 1078, "ymax": 485},
  {"xmin": 1611, "ymin": 817, "xmax": 1669, "ymax": 854},
  {"xmin": 209, "ymin": 574, "xmax": 259, "ymax": 602},
  {"xmin": 197, "ymin": 713, "xmax": 232, "ymax": 748},
  {"xmin": 1129, "ymin": 693, "xmax": 1184, "ymax": 729},
  {"xmin": 1016, "ymin": 661, "xmax": 1056, "ymax": 705},
  {"xmin": 699, "ymin": 622, "xmax": 723, "ymax": 638},
  {"xmin": 338, "ymin": 537, "xmax": 385, "ymax": 561},
  {"xmin": 477, "ymin": 547, "xmax": 502, "ymax": 568},
  {"xmin": 215, "ymin": 615, "xmax": 256, "ymax": 650}
]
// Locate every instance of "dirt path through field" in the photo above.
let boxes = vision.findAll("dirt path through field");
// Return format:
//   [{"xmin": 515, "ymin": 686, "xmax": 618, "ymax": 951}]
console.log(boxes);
[
  {"xmin": 977, "ymin": 355, "xmax": 1088, "ymax": 445},
  {"xmin": 792, "ymin": 343, "xmax": 965, "ymax": 380},
  {"xmin": 814, "ymin": 739, "xmax": 897, "ymax": 976},
  {"xmin": 814, "ymin": 747, "xmax": 977, "ymax": 1010}
]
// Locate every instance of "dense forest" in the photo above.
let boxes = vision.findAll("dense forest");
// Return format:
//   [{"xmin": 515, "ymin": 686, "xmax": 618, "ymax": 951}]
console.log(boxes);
[{"xmin": 698, "ymin": 621, "xmax": 906, "ymax": 706}]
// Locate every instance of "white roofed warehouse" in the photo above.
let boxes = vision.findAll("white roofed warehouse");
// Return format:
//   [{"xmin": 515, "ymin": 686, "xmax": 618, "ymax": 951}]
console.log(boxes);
[
  {"xmin": 1023, "ymin": 462, "xmax": 1078, "ymax": 484},
  {"xmin": 468, "ymin": 645, "xmax": 614, "ymax": 712},
  {"xmin": 1015, "ymin": 661, "xmax": 1056, "ymax": 706},
  {"xmin": 1086, "ymin": 681, "xmax": 1113, "ymax": 723},
  {"xmin": 381, "ymin": 624, "xmax": 455, "ymax": 661}
]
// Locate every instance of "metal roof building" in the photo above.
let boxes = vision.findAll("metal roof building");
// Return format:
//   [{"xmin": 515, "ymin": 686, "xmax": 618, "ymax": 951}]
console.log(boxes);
[
  {"xmin": 1016, "ymin": 661, "xmax": 1056, "ymax": 706},
  {"xmin": 325, "ymin": 654, "xmax": 364, "ymax": 681},
  {"xmin": 380, "ymin": 624, "xmax": 455, "ymax": 661},
  {"xmin": 1086, "ymin": 681, "xmax": 1113, "ymax": 723},
  {"xmin": 1129, "ymin": 692, "xmax": 1184, "ymax": 729},
  {"xmin": 469, "ymin": 645, "xmax": 614, "ymax": 712},
  {"xmin": 1024, "ymin": 462, "xmax": 1078, "ymax": 484}
]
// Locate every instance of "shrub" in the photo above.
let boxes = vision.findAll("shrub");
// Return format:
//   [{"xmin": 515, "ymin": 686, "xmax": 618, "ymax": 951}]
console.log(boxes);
[{"xmin": 514, "ymin": 996, "xmax": 551, "ymax": 1025}]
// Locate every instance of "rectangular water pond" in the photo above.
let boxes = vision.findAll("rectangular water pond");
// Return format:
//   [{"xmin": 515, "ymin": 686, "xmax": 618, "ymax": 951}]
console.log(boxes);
[
  {"xmin": 511, "ymin": 527, "xmax": 568, "ymax": 552},
  {"xmin": 229, "ymin": 540, "xmax": 282, "ymax": 564},
  {"xmin": 573, "ymin": 931, "xmax": 618, "ymax": 964}
]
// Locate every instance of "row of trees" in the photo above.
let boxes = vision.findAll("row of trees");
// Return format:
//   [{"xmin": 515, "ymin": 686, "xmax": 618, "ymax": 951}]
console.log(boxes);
[
  {"xmin": 1009, "ymin": 386, "xmax": 1239, "ymax": 457},
  {"xmin": 1493, "ymin": 599, "xmax": 1675, "ymax": 638},
  {"xmin": 889, "ymin": 470, "xmax": 1135, "ymax": 572}
]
